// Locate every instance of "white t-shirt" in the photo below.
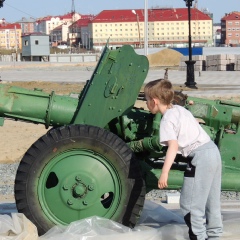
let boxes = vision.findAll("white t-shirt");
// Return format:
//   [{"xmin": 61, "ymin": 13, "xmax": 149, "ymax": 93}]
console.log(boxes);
[{"xmin": 160, "ymin": 105, "xmax": 210, "ymax": 157}]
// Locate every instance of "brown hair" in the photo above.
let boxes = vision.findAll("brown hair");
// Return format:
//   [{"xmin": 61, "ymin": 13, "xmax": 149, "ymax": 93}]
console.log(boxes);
[{"xmin": 144, "ymin": 79, "xmax": 174, "ymax": 105}]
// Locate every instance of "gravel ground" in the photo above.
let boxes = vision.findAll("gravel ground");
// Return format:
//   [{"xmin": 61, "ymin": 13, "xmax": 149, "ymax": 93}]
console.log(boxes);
[{"xmin": 1, "ymin": 163, "xmax": 239, "ymax": 202}]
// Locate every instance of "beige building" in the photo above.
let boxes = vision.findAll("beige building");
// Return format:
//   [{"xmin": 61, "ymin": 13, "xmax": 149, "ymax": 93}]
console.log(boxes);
[
  {"xmin": 0, "ymin": 22, "xmax": 22, "ymax": 50},
  {"xmin": 89, "ymin": 8, "xmax": 213, "ymax": 50},
  {"xmin": 36, "ymin": 12, "xmax": 81, "ymax": 42}
]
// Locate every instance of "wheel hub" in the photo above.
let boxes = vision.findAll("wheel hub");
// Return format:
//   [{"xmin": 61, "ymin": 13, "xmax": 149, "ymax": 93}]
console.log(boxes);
[
  {"xmin": 60, "ymin": 172, "xmax": 97, "ymax": 210},
  {"xmin": 73, "ymin": 183, "xmax": 87, "ymax": 198},
  {"xmin": 38, "ymin": 149, "xmax": 122, "ymax": 225}
]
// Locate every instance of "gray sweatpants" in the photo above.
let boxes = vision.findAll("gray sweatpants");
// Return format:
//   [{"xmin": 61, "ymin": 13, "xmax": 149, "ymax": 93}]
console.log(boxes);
[{"xmin": 180, "ymin": 141, "xmax": 223, "ymax": 240}]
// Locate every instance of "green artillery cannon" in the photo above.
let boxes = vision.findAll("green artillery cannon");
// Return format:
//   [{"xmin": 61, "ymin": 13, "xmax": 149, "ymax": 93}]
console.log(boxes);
[{"xmin": 0, "ymin": 45, "xmax": 240, "ymax": 235}]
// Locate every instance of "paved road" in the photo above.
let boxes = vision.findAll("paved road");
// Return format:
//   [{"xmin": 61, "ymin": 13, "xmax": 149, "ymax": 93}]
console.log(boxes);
[{"xmin": 1, "ymin": 63, "xmax": 240, "ymax": 98}]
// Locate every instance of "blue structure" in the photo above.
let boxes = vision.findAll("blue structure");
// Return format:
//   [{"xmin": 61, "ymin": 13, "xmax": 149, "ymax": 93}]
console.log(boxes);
[{"xmin": 171, "ymin": 47, "xmax": 203, "ymax": 56}]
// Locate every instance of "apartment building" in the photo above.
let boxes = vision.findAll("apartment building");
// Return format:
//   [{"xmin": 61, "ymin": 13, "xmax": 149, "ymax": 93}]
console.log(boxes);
[
  {"xmin": 89, "ymin": 8, "xmax": 213, "ymax": 50},
  {"xmin": 67, "ymin": 15, "xmax": 94, "ymax": 47},
  {"xmin": 16, "ymin": 17, "xmax": 36, "ymax": 34},
  {"xmin": 0, "ymin": 22, "xmax": 22, "ymax": 50},
  {"xmin": 221, "ymin": 12, "xmax": 240, "ymax": 46},
  {"xmin": 213, "ymin": 23, "xmax": 221, "ymax": 46},
  {"xmin": 36, "ymin": 12, "xmax": 81, "ymax": 41}
]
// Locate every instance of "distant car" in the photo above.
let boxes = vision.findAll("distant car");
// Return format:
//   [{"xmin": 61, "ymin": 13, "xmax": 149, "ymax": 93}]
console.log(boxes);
[{"xmin": 57, "ymin": 45, "xmax": 69, "ymax": 49}]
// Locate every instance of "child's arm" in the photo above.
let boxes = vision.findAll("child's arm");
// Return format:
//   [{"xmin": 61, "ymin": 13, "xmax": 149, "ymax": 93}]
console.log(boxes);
[{"xmin": 158, "ymin": 139, "xmax": 178, "ymax": 189}]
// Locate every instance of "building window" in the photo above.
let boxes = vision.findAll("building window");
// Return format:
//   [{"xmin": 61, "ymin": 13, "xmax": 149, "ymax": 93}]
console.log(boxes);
[{"xmin": 35, "ymin": 40, "xmax": 39, "ymax": 45}]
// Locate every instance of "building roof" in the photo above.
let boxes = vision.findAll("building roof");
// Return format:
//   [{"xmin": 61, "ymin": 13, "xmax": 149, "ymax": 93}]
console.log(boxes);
[
  {"xmin": 92, "ymin": 8, "xmax": 212, "ymax": 23},
  {"xmin": 36, "ymin": 12, "xmax": 82, "ymax": 24},
  {"xmin": 17, "ymin": 17, "xmax": 36, "ymax": 23},
  {"xmin": 22, "ymin": 32, "xmax": 48, "ymax": 37},
  {"xmin": 221, "ymin": 12, "xmax": 240, "ymax": 21},
  {"xmin": 0, "ymin": 23, "xmax": 21, "ymax": 29},
  {"xmin": 72, "ymin": 16, "xmax": 94, "ymax": 28},
  {"xmin": 52, "ymin": 24, "xmax": 63, "ymax": 31}
]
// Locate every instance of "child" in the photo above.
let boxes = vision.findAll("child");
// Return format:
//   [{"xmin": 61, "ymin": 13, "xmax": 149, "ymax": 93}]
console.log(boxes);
[{"xmin": 144, "ymin": 79, "xmax": 223, "ymax": 240}]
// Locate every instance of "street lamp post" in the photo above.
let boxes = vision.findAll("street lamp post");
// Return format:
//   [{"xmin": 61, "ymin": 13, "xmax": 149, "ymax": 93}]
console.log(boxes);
[
  {"xmin": 184, "ymin": 0, "xmax": 197, "ymax": 88},
  {"xmin": 85, "ymin": 32, "xmax": 88, "ymax": 50},
  {"xmin": 144, "ymin": 0, "xmax": 148, "ymax": 56},
  {"xmin": 132, "ymin": 10, "xmax": 141, "ymax": 48}
]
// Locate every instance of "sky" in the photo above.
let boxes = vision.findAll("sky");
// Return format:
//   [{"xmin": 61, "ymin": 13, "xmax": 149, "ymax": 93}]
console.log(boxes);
[{"xmin": 0, "ymin": 0, "xmax": 239, "ymax": 23}]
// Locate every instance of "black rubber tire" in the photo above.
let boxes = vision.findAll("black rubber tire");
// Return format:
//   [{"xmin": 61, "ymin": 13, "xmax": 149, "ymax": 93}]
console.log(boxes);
[{"xmin": 14, "ymin": 124, "xmax": 145, "ymax": 235}]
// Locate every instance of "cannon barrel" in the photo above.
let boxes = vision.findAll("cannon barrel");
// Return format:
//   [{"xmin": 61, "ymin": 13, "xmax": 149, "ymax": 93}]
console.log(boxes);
[{"xmin": 0, "ymin": 84, "xmax": 78, "ymax": 128}]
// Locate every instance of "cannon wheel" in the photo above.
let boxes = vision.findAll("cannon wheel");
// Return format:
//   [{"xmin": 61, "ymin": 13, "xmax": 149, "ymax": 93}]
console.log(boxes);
[{"xmin": 14, "ymin": 124, "xmax": 145, "ymax": 235}]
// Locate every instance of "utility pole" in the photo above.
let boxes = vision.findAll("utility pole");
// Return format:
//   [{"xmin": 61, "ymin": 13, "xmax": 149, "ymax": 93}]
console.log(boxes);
[
  {"xmin": 194, "ymin": 0, "xmax": 198, "ymax": 9},
  {"xmin": 71, "ymin": 0, "xmax": 76, "ymax": 34},
  {"xmin": 144, "ymin": 0, "xmax": 148, "ymax": 56},
  {"xmin": 70, "ymin": 0, "xmax": 76, "ymax": 53},
  {"xmin": 132, "ymin": 10, "xmax": 141, "ymax": 48},
  {"xmin": 14, "ymin": 25, "xmax": 18, "ymax": 53}
]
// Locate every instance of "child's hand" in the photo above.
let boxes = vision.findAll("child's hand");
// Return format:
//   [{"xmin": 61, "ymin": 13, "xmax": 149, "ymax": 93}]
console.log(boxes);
[{"xmin": 158, "ymin": 172, "xmax": 168, "ymax": 189}]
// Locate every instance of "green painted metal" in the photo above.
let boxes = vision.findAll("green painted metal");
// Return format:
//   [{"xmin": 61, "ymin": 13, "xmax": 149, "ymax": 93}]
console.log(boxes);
[
  {"xmin": 120, "ymin": 96, "xmax": 240, "ymax": 191},
  {"xmin": 73, "ymin": 45, "xmax": 149, "ymax": 127},
  {"xmin": 0, "ymin": 84, "xmax": 78, "ymax": 128},
  {"xmin": 0, "ymin": 117, "xmax": 3, "ymax": 126},
  {"xmin": 0, "ymin": 44, "xmax": 240, "ymax": 199},
  {"xmin": 38, "ymin": 149, "xmax": 123, "ymax": 224}
]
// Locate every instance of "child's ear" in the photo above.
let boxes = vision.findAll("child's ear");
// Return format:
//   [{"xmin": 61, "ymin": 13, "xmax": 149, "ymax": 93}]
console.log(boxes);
[{"xmin": 152, "ymin": 98, "xmax": 159, "ymax": 105}]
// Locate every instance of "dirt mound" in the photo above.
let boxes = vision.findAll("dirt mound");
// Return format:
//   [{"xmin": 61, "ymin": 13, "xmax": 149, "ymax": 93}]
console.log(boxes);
[{"xmin": 147, "ymin": 48, "xmax": 183, "ymax": 67}]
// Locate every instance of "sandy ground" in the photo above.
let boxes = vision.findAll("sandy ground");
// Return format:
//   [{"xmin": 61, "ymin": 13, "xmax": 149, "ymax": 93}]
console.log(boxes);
[
  {"xmin": 0, "ymin": 120, "xmax": 48, "ymax": 163},
  {"xmin": 0, "ymin": 81, "xmax": 84, "ymax": 163},
  {"xmin": 0, "ymin": 81, "xmax": 148, "ymax": 163},
  {"xmin": 1, "ymin": 79, "xmax": 240, "ymax": 164}
]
